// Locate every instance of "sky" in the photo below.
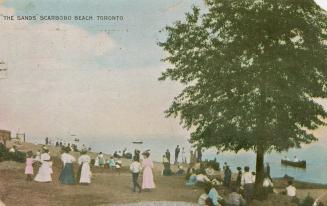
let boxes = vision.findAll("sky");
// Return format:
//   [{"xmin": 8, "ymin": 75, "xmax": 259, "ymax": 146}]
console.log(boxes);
[{"xmin": 0, "ymin": 0, "xmax": 326, "ymax": 145}]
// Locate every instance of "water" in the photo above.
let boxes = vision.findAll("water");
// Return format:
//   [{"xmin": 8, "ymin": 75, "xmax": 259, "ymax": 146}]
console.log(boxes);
[
  {"xmin": 204, "ymin": 144, "xmax": 327, "ymax": 184},
  {"xmin": 31, "ymin": 136, "xmax": 327, "ymax": 184}
]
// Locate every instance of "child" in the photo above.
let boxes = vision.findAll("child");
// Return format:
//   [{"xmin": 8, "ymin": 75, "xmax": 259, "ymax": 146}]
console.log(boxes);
[
  {"xmin": 108, "ymin": 157, "xmax": 116, "ymax": 169},
  {"xmin": 25, "ymin": 151, "xmax": 34, "ymax": 181},
  {"xmin": 130, "ymin": 156, "xmax": 142, "ymax": 192}
]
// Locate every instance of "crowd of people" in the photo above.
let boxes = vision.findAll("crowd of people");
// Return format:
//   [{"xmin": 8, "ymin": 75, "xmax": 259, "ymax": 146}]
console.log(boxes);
[
  {"xmin": 22, "ymin": 145, "xmax": 156, "ymax": 193},
  {"xmin": 24, "ymin": 146, "xmax": 92, "ymax": 184},
  {"xmin": 19, "ymin": 142, "xmax": 301, "ymax": 205},
  {"xmin": 184, "ymin": 161, "xmax": 298, "ymax": 206}
]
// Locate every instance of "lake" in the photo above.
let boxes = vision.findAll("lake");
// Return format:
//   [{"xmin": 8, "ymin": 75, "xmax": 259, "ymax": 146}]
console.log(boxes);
[{"xmin": 32, "ymin": 136, "xmax": 327, "ymax": 184}]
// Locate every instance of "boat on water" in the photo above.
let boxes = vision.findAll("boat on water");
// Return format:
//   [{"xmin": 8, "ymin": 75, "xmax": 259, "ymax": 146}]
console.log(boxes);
[
  {"xmin": 281, "ymin": 159, "xmax": 306, "ymax": 168},
  {"xmin": 132, "ymin": 140, "xmax": 143, "ymax": 144}
]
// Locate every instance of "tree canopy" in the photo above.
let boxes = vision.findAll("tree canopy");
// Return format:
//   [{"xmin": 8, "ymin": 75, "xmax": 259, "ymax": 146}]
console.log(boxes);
[
  {"xmin": 159, "ymin": 0, "xmax": 327, "ymax": 189},
  {"xmin": 159, "ymin": 0, "xmax": 327, "ymax": 153}
]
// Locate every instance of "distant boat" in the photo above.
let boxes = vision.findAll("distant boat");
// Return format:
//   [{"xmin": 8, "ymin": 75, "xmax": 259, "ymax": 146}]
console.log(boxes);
[
  {"xmin": 281, "ymin": 159, "xmax": 306, "ymax": 168},
  {"xmin": 132, "ymin": 140, "xmax": 143, "ymax": 144}
]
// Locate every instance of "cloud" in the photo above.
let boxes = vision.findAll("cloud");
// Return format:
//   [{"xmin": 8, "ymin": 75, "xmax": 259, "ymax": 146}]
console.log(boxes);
[
  {"xmin": 0, "ymin": 5, "xmax": 188, "ymax": 141},
  {"xmin": 0, "ymin": 7, "xmax": 115, "ymax": 70}
]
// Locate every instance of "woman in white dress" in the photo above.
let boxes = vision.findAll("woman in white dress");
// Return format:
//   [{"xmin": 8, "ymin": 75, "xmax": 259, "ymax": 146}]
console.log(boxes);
[
  {"xmin": 94, "ymin": 156, "xmax": 99, "ymax": 167},
  {"xmin": 59, "ymin": 146, "xmax": 76, "ymax": 184},
  {"xmin": 34, "ymin": 148, "xmax": 52, "ymax": 182},
  {"xmin": 78, "ymin": 150, "xmax": 92, "ymax": 184}
]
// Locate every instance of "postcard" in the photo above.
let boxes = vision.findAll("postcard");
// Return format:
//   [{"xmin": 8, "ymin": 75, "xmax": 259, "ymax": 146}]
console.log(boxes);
[{"xmin": 0, "ymin": 1, "xmax": 327, "ymax": 206}]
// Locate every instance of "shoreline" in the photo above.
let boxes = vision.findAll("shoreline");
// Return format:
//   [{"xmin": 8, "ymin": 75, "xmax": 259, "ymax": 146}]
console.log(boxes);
[
  {"xmin": 5, "ymin": 140, "xmax": 327, "ymax": 188},
  {"xmin": 1, "ymin": 140, "xmax": 327, "ymax": 205}
]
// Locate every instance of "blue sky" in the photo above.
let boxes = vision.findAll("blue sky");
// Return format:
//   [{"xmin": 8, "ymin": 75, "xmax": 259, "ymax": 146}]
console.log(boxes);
[
  {"xmin": 0, "ymin": 0, "xmax": 326, "ymax": 144},
  {"xmin": 3, "ymin": 0, "xmax": 205, "ymax": 69}
]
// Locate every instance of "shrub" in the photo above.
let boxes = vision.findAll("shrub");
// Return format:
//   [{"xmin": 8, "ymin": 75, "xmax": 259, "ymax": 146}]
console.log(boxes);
[
  {"xmin": 299, "ymin": 195, "xmax": 324, "ymax": 206},
  {"xmin": 202, "ymin": 160, "xmax": 220, "ymax": 171},
  {"xmin": 0, "ymin": 143, "xmax": 26, "ymax": 163}
]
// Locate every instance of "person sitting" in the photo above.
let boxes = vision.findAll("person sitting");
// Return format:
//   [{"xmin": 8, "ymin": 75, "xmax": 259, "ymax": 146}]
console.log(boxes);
[
  {"xmin": 226, "ymin": 186, "xmax": 246, "ymax": 206},
  {"xmin": 207, "ymin": 183, "xmax": 224, "ymax": 206},
  {"xmin": 162, "ymin": 155, "xmax": 172, "ymax": 176},
  {"xmin": 293, "ymin": 156, "xmax": 299, "ymax": 162},
  {"xmin": 262, "ymin": 174, "xmax": 274, "ymax": 199},
  {"xmin": 196, "ymin": 173, "xmax": 211, "ymax": 183},
  {"xmin": 108, "ymin": 157, "xmax": 116, "ymax": 169},
  {"xmin": 205, "ymin": 166, "xmax": 215, "ymax": 179},
  {"xmin": 186, "ymin": 169, "xmax": 197, "ymax": 186},
  {"xmin": 115, "ymin": 158, "xmax": 122, "ymax": 168},
  {"xmin": 251, "ymin": 172, "xmax": 256, "ymax": 183},
  {"xmin": 198, "ymin": 187, "xmax": 210, "ymax": 205},
  {"xmin": 263, "ymin": 174, "xmax": 274, "ymax": 191},
  {"xmin": 176, "ymin": 165, "xmax": 185, "ymax": 176},
  {"xmin": 286, "ymin": 180, "xmax": 296, "ymax": 197}
]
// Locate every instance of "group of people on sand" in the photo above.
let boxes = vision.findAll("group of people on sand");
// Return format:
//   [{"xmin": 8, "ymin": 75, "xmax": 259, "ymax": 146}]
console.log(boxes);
[
  {"xmin": 24, "ymin": 145, "xmax": 155, "ymax": 192},
  {"xmin": 186, "ymin": 161, "xmax": 298, "ymax": 206},
  {"xmin": 24, "ymin": 146, "xmax": 92, "ymax": 185},
  {"xmin": 93, "ymin": 152, "xmax": 122, "ymax": 170}
]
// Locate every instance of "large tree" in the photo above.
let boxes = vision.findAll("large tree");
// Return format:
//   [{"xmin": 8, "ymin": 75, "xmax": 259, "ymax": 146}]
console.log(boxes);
[{"xmin": 159, "ymin": 0, "xmax": 327, "ymax": 190}]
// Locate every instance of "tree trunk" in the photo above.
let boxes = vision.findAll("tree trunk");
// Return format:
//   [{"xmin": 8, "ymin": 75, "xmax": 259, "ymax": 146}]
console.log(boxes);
[{"xmin": 255, "ymin": 146, "xmax": 264, "ymax": 192}]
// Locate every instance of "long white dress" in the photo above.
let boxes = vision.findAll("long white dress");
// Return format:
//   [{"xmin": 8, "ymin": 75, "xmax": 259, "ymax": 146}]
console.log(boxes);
[
  {"xmin": 34, "ymin": 153, "xmax": 52, "ymax": 182},
  {"xmin": 94, "ymin": 156, "xmax": 99, "ymax": 167},
  {"xmin": 78, "ymin": 154, "xmax": 92, "ymax": 183}
]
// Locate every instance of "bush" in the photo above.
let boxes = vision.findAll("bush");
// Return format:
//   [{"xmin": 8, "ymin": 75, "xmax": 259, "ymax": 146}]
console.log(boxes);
[
  {"xmin": 0, "ymin": 143, "xmax": 10, "ymax": 161},
  {"xmin": 299, "ymin": 195, "xmax": 324, "ymax": 206},
  {"xmin": 8, "ymin": 151, "xmax": 26, "ymax": 163},
  {"xmin": 202, "ymin": 160, "xmax": 220, "ymax": 171},
  {"xmin": 0, "ymin": 143, "xmax": 26, "ymax": 163}
]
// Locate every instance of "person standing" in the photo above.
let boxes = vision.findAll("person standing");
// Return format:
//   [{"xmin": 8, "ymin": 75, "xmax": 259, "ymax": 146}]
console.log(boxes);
[
  {"xmin": 241, "ymin": 166, "xmax": 254, "ymax": 202},
  {"xmin": 265, "ymin": 163, "xmax": 271, "ymax": 178},
  {"xmin": 197, "ymin": 147, "xmax": 202, "ymax": 162},
  {"xmin": 165, "ymin": 149, "xmax": 171, "ymax": 164},
  {"xmin": 34, "ymin": 148, "xmax": 52, "ymax": 183},
  {"xmin": 236, "ymin": 167, "xmax": 242, "ymax": 188},
  {"xmin": 130, "ymin": 156, "xmax": 142, "ymax": 192},
  {"xmin": 142, "ymin": 151, "xmax": 155, "ymax": 191},
  {"xmin": 78, "ymin": 150, "xmax": 92, "ymax": 184},
  {"xmin": 224, "ymin": 166, "xmax": 232, "ymax": 187},
  {"xmin": 174, "ymin": 145, "xmax": 180, "ymax": 164},
  {"xmin": 134, "ymin": 149, "xmax": 140, "ymax": 162},
  {"xmin": 98, "ymin": 152, "xmax": 105, "ymax": 167},
  {"xmin": 25, "ymin": 151, "xmax": 35, "ymax": 181},
  {"xmin": 181, "ymin": 147, "xmax": 187, "ymax": 163},
  {"xmin": 59, "ymin": 146, "xmax": 76, "ymax": 184}
]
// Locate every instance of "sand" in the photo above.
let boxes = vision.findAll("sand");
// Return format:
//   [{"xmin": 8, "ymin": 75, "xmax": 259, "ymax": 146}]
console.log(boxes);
[{"xmin": 1, "ymin": 141, "xmax": 327, "ymax": 206}]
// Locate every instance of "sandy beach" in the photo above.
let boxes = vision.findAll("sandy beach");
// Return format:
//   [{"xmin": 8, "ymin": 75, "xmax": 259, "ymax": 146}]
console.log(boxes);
[{"xmin": 1, "ymin": 141, "xmax": 327, "ymax": 206}]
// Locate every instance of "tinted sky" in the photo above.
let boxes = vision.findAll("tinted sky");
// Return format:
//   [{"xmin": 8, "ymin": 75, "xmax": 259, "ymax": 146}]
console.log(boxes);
[{"xmin": 0, "ymin": 0, "xmax": 326, "ymax": 143}]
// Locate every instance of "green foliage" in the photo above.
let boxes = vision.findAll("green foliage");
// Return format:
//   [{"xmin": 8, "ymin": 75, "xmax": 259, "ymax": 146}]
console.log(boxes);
[
  {"xmin": 202, "ymin": 160, "xmax": 220, "ymax": 171},
  {"xmin": 159, "ymin": 0, "xmax": 327, "ymax": 153},
  {"xmin": 0, "ymin": 143, "xmax": 8, "ymax": 162},
  {"xmin": 299, "ymin": 195, "xmax": 324, "ymax": 206},
  {"xmin": 0, "ymin": 143, "xmax": 26, "ymax": 163}
]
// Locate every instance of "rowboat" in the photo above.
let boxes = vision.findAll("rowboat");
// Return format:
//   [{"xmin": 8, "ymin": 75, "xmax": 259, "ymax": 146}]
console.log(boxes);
[
  {"xmin": 132, "ymin": 141, "xmax": 143, "ymax": 144},
  {"xmin": 281, "ymin": 159, "xmax": 306, "ymax": 168}
]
